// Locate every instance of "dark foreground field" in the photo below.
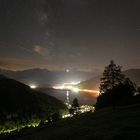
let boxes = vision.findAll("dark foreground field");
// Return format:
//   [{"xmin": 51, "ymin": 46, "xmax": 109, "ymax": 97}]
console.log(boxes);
[{"xmin": 2, "ymin": 104, "xmax": 140, "ymax": 140}]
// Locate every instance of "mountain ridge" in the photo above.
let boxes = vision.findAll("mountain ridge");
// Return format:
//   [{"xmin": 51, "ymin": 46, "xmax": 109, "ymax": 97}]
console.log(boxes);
[
  {"xmin": 0, "ymin": 68, "xmax": 96, "ymax": 87},
  {"xmin": 78, "ymin": 69, "xmax": 140, "ymax": 90}
]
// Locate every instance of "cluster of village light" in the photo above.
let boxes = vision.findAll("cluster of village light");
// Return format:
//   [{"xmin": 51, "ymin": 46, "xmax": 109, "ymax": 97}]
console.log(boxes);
[
  {"xmin": 79, "ymin": 105, "xmax": 95, "ymax": 113},
  {"xmin": 62, "ymin": 105, "xmax": 95, "ymax": 118},
  {"xmin": 62, "ymin": 114, "xmax": 72, "ymax": 118}
]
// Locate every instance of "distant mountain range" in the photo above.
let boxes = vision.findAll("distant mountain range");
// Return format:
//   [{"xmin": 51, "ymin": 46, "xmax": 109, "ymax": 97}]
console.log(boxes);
[
  {"xmin": 78, "ymin": 69, "xmax": 140, "ymax": 90},
  {"xmin": 0, "ymin": 75, "xmax": 67, "ymax": 133},
  {"xmin": 0, "ymin": 68, "xmax": 96, "ymax": 87},
  {"xmin": 0, "ymin": 68, "xmax": 139, "ymax": 91}
]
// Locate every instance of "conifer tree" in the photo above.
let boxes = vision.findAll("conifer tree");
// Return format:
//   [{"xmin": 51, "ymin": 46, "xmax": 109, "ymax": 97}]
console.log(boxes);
[
  {"xmin": 96, "ymin": 60, "xmax": 136, "ymax": 109},
  {"xmin": 100, "ymin": 60, "xmax": 125, "ymax": 94},
  {"xmin": 72, "ymin": 98, "xmax": 79, "ymax": 108}
]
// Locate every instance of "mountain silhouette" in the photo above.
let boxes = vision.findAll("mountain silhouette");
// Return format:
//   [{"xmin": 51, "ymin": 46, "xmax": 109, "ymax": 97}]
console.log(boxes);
[
  {"xmin": 0, "ymin": 68, "xmax": 96, "ymax": 87},
  {"xmin": 0, "ymin": 75, "xmax": 67, "ymax": 133}
]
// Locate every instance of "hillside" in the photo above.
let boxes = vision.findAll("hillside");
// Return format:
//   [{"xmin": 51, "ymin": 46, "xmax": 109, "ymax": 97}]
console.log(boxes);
[
  {"xmin": 3, "ymin": 104, "xmax": 140, "ymax": 140},
  {"xmin": 78, "ymin": 69, "xmax": 140, "ymax": 90},
  {"xmin": 0, "ymin": 75, "xmax": 67, "ymax": 134}
]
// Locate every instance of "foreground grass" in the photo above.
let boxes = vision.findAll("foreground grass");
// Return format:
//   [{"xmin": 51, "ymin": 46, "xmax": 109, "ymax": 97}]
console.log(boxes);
[{"xmin": 2, "ymin": 104, "xmax": 140, "ymax": 140}]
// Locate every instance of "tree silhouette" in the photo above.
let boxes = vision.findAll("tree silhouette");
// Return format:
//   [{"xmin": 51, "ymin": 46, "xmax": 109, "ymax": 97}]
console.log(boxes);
[
  {"xmin": 72, "ymin": 98, "xmax": 79, "ymax": 109},
  {"xmin": 70, "ymin": 98, "xmax": 80, "ymax": 115},
  {"xmin": 100, "ymin": 60, "xmax": 125, "ymax": 94},
  {"xmin": 96, "ymin": 60, "xmax": 136, "ymax": 109}
]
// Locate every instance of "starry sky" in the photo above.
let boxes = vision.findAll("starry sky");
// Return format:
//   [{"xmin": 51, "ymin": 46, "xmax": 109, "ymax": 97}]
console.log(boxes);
[{"xmin": 0, "ymin": 0, "xmax": 140, "ymax": 71}]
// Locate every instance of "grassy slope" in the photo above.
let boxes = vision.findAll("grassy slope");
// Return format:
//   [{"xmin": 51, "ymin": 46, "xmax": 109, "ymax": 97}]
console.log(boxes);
[{"xmin": 4, "ymin": 104, "xmax": 140, "ymax": 140}]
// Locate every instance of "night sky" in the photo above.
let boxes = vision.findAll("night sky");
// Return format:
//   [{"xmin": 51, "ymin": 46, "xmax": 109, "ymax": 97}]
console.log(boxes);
[{"xmin": 0, "ymin": 0, "xmax": 140, "ymax": 71}]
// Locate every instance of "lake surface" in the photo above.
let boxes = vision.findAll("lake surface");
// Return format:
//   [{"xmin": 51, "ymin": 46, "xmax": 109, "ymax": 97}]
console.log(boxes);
[{"xmin": 40, "ymin": 88, "xmax": 97, "ymax": 105}]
